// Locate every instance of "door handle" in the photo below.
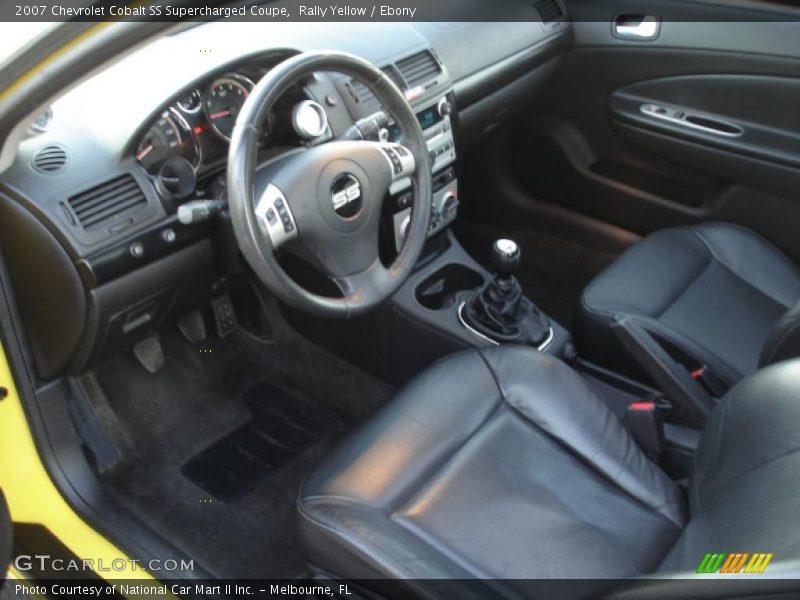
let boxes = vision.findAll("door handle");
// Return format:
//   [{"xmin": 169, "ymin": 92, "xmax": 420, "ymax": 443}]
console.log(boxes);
[
  {"xmin": 640, "ymin": 104, "xmax": 744, "ymax": 137},
  {"xmin": 614, "ymin": 15, "xmax": 660, "ymax": 40}
]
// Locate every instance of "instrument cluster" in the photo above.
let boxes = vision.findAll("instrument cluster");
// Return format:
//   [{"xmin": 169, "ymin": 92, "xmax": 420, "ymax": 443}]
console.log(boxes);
[
  {"xmin": 135, "ymin": 71, "xmax": 257, "ymax": 175},
  {"xmin": 133, "ymin": 61, "xmax": 310, "ymax": 188}
]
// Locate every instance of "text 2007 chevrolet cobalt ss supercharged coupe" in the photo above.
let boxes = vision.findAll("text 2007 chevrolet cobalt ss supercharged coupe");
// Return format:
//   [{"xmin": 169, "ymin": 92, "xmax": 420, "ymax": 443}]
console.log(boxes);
[{"xmin": 1, "ymin": 2, "xmax": 800, "ymax": 598}]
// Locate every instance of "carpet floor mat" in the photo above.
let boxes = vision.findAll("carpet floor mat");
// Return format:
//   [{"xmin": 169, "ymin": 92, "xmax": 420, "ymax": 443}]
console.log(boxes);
[
  {"xmin": 93, "ymin": 293, "xmax": 393, "ymax": 580},
  {"xmin": 181, "ymin": 382, "xmax": 340, "ymax": 503}
]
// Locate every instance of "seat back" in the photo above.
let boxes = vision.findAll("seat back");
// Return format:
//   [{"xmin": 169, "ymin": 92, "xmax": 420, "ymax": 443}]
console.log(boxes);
[
  {"xmin": 657, "ymin": 358, "xmax": 800, "ymax": 576},
  {"xmin": 760, "ymin": 301, "xmax": 800, "ymax": 369}
]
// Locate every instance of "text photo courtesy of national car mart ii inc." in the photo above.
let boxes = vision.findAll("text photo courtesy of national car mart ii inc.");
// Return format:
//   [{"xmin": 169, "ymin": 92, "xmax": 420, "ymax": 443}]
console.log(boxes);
[{"xmin": 14, "ymin": 583, "xmax": 355, "ymax": 598}]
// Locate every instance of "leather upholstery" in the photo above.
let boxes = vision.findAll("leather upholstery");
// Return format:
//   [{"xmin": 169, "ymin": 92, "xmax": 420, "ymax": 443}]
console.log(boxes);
[
  {"xmin": 658, "ymin": 359, "xmax": 800, "ymax": 577},
  {"xmin": 575, "ymin": 223, "xmax": 800, "ymax": 385},
  {"xmin": 299, "ymin": 349, "xmax": 800, "ymax": 594},
  {"xmin": 760, "ymin": 301, "xmax": 800, "ymax": 369},
  {"xmin": 299, "ymin": 347, "xmax": 686, "ymax": 595}
]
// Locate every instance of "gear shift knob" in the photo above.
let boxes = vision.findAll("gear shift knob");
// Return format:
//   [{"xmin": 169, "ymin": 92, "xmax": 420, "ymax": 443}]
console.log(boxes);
[{"xmin": 491, "ymin": 239, "xmax": 521, "ymax": 277}]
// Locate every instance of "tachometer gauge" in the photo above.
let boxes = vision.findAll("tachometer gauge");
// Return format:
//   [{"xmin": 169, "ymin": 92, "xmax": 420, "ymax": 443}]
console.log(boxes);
[
  {"xmin": 135, "ymin": 110, "xmax": 199, "ymax": 173},
  {"xmin": 177, "ymin": 89, "xmax": 202, "ymax": 114},
  {"xmin": 205, "ymin": 74, "xmax": 254, "ymax": 141}
]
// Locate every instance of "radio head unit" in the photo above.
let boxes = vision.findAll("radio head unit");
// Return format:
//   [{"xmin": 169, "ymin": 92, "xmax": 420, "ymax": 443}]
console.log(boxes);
[{"xmin": 342, "ymin": 93, "xmax": 458, "ymax": 254}]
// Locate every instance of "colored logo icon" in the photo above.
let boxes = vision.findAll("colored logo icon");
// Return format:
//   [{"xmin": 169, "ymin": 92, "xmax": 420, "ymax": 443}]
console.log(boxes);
[{"xmin": 697, "ymin": 552, "xmax": 773, "ymax": 574}]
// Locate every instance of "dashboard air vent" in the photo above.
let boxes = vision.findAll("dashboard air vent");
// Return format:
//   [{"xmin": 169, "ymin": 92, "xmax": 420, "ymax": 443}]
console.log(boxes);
[
  {"xmin": 349, "ymin": 80, "xmax": 380, "ymax": 113},
  {"xmin": 532, "ymin": 0, "xmax": 564, "ymax": 23},
  {"xmin": 348, "ymin": 67, "xmax": 402, "ymax": 113},
  {"xmin": 396, "ymin": 50, "xmax": 441, "ymax": 88},
  {"xmin": 381, "ymin": 65, "xmax": 406, "ymax": 90},
  {"xmin": 68, "ymin": 174, "xmax": 147, "ymax": 231},
  {"xmin": 31, "ymin": 144, "xmax": 68, "ymax": 174}
]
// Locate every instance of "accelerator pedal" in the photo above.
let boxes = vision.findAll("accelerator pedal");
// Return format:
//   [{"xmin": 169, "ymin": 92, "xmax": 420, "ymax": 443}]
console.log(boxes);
[
  {"xmin": 177, "ymin": 310, "xmax": 207, "ymax": 344},
  {"xmin": 132, "ymin": 335, "xmax": 165, "ymax": 374}
]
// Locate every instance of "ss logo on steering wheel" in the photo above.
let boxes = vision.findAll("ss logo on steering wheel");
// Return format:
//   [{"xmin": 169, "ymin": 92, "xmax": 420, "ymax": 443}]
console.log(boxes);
[{"xmin": 331, "ymin": 173, "xmax": 363, "ymax": 219}]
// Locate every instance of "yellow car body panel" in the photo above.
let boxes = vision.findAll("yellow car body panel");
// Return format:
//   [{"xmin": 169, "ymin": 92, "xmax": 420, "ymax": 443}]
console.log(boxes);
[{"xmin": 0, "ymin": 343, "xmax": 155, "ymax": 582}]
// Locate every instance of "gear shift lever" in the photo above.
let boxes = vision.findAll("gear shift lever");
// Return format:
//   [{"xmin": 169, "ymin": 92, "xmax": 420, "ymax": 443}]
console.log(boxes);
[
  {"xmin": 462, "ymin": 239, "xmax": 551, "ymax": 347},
  {"xmin": 492, "ymin": 239, "xmax": 521, "ymax": 278}
]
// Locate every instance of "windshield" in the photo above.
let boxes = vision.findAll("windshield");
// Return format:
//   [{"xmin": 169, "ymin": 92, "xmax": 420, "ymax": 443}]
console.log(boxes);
[{"xmin": 0, "ymin": 23, "xmax": 55, "ymax": 63}]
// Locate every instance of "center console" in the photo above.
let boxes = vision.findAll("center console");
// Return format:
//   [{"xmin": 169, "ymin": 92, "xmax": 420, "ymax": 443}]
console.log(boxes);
[
  {"xmin": 395, "ymin": 96, "xmax": 458, "ymax": 252},
  {"xmin": 390, "ymin": 96, "xmax": 459, "ymax": 252},
  {"xmin": 285, "ymin": 87, "xmax": 573, "ymax": 383},
  {"xmin": 354, "ymin": 93, "xmax": 459, "ymax": 253},
  {"xmin": 389, "ymin": 231, "xmax": 573, "ymax": 364}
]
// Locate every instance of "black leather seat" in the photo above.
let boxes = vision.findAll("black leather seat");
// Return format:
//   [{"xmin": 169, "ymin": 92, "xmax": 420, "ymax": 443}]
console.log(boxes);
[
  {"xmin": 575, "ymin": 223, "xmax": 800, "ymax": 386},
  {"xmin": 298, "ymin": 347, "xmax": 800, "ymax": 598}
]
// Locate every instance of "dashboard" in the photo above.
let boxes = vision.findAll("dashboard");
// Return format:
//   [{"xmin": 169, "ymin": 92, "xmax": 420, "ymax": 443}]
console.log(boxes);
[{"xmin": 0, "ymin": 15, "xmax": 572, "ymax": 379}]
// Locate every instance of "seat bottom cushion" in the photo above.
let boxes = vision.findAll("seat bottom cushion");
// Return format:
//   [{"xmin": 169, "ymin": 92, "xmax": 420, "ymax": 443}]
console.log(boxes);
[
  {"xmin": 575, "ymin": 223, "xmax": 800, "ymax": 384},
  {"xmin": 298, "ymin": 348, "xmax": 686, "ymax": 596}
]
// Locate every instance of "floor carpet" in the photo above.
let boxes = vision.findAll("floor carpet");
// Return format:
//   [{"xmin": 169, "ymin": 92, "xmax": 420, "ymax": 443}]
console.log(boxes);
[{"xmin": 93, "ymin": 293, "xmax": 394, "ymax": 580}]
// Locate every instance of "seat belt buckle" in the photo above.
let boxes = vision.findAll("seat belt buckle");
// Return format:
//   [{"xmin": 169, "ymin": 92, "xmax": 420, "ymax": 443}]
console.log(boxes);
[
  {"xmin": 625, "ymin": 400, "xmax": 665, "ymax": 457},
  {"xmin": 689, "ymin": 364, "xmax": 728, "ymax": 397}
]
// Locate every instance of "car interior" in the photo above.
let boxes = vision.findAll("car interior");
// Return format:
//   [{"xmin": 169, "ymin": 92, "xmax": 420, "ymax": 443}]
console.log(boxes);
[{"xmin": 1, "ymin": 1, "xmax": 800, "ymax": 597}]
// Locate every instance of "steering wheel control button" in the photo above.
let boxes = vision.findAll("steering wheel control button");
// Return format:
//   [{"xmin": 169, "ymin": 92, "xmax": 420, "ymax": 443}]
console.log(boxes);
[
  {"xmin": 378, "ymin": 143, "xmax": 415, "ymax": 181},
  {"xmin": 129, "ymin": 242, "xmax": 145, "ymax": 258},
  {"xmin": 255, "ymin": 184, "xmax": 298, "ymax": 249},
  {"xmin": 330, "ymin": 173, "xmax": 364, "ymax": 220}
]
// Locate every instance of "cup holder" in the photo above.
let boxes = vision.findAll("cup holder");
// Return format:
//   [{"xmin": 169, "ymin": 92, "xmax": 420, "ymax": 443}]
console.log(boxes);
[{"xmin": 415, "ymin": 264, "xmax": 484, "ymax": 310}]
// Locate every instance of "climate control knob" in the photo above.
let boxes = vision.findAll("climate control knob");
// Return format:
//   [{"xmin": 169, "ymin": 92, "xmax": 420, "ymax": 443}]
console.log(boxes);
[{"xmin": 442, "ymin": 192, "xmax": 458, "ymax": 215}]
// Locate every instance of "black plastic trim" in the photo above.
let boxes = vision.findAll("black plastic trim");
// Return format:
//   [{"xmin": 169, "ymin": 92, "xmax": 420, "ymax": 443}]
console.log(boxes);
[
  {"xmin": 79, "ymin": 215, "xmax": 212, "ymax": 288},
  {"xmin": 0, "ymin": 239, "xmax": 211, "ymax": 580},
  {"xmin": 454, "ymin": 30, "xmax": 572, "ymax": 110}
]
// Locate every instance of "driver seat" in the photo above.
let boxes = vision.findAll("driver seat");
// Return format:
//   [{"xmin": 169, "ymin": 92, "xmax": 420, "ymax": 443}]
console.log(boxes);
[{"xmin": 298, "ymin": 347, "xmax": 800, "ymax": 597}]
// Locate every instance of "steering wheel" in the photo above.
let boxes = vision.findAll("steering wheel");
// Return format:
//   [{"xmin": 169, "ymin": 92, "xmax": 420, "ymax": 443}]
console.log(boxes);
[{"xmin": 227, "ymin": 51, "xmax": 432, "ymax": 318}]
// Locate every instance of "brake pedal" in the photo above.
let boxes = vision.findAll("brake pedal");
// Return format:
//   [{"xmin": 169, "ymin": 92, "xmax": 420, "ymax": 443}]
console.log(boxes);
[
  {"xmin": 212, "ymin": 294, "xmax": 239, "ymax": 338},
  {"xmin": 177, "ymin": 310, "xmax": 207, "ymax": 344},
  {"xmin": 132, "ymin": 335, "xmax": 165, "ymax": 374}
]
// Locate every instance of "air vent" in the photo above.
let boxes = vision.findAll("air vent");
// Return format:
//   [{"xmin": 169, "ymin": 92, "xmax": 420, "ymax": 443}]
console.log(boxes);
[
  {"xmin": 31, "ymin": 144, "xmax": 68, "ymax": 174},
  {"xmin": 396, "ymin": 51, "xmax": 441, "ymax": 88},
  {"xmin": 348, "ymin": 67, "xmax": 404, "ymax": 113},
  {"xmin": 68, "ymin": 174, "xmax": 147, "ymax": 231},
  {"xmin": 381, "ymin": 65, "xmax": 406, "ymax": 90},
  {"xmin": 349, "ymin": 80, "xmax": 380, "ymax": 114},
  {"xmin": 532, "ymin": 0, "xmax": 564, "ymax": 23}
]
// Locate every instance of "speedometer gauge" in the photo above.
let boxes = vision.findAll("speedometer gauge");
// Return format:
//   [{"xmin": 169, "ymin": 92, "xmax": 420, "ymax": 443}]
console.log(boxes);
[
  {"xmin": 135, "ymin": 110, "xmax": 199, "ymax": 173},
  {"xmin": 205, "ymin": 74, "xmax": 254, "ymax": 141}
]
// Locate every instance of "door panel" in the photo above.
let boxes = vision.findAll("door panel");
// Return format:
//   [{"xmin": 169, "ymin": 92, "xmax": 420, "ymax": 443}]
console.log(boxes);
[
  {"xmin": 514, "ymin": 0, "xmax": 800, "ymax": 263},
  {"xmin": 610, "ymin": 75, "xmax": 800, "ymax": 173}
]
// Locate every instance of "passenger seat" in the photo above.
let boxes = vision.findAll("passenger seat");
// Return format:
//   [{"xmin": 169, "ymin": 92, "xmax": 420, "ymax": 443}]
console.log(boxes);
[{"xmin": 575, "ymin": 223, "xmax": 800, "ymax": 387}]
